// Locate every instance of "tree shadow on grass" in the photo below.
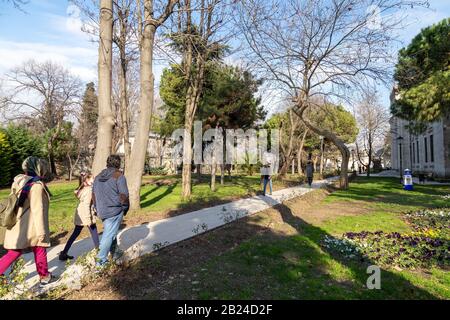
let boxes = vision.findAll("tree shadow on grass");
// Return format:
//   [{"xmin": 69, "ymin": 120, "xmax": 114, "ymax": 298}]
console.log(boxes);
[
  {"xmin": 264, "ymin": 201, "xmax": 438, "ymax": 299},
  {"xmin": 96, "ymin": 197, "xmax": 438, "ymax": 300},
  {"xmin": 329, "ymin": 178, "xmax": 448, "ymax": 209},
  {"xmin": 140, "ymin": 185, "xmax": 164, "ymax": 202},
  {"xmin": 140, "ymin": 183, "xmax": 178, "ymax": 209}
]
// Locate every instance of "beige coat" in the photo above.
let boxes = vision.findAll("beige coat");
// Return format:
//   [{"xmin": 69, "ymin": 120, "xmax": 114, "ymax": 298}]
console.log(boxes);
[
  {"xmin": 74, "ymin": 186, "xmax": 96, "ymax": 226},
  {"xmin": 3, "ymin": 175, "xmax": 51, "ymax": 250}
]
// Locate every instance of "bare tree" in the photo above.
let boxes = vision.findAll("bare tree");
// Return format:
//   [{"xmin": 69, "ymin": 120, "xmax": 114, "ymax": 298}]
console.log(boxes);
[
  {"xmin": 72, "ymin": 0, "xmax": 140, "ymax": 165},
  {"xmin": 237, "ymin": 0, "xmax": 429, "ymax": 188},
  {"xmin": 355, "ymin": 88, "xmax": 390, "ymax": 176},
  {"xmin": 297, "ymin": 128, "xmax": 309, "ymax": 174},
  {"xmin": 92, "ymin": 0, "xmax": 115, "ymax": 175},
  {"xmin": 111, "ymin": 57, "xmax": 140, "ymax": 155},
  {"xmin": 73, "ymin": 0, "xmax": 179, "ymax": 208},
  {"xmin": 1, "ymin": 60, "xmax": 81, "ymax": 175},
  {"xmin": 113, "ymin": 0, "xmax": 140, "ymax": 164}
]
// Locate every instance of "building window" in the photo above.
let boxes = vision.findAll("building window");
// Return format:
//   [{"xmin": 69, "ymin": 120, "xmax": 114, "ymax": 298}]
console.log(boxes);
[
  {"xmin": 424, "ymin": 137, "xmax": 428, "ymax": 163},
  {"xmin": 430, "ymin": 135, "xmax": 434, "ymax": 163},
  {"xmin": 412, "ymin": 142, "xmax": 415, "ymax": 163},
  {"xmin": 416, "ymin": 140, "xmax": 420, "ymax": 163}
]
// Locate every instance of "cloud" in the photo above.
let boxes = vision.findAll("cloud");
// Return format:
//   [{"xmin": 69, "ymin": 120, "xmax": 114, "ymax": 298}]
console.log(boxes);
[
  {"xmin": 45, "ymin": 12, "xmax": 91, "ymax": 41},
  {"xmin": 0, "ymin": 39, "xmax": 97, "ymax": 82}
]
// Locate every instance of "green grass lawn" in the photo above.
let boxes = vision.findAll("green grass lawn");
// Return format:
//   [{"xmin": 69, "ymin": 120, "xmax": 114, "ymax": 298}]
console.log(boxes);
[
  {"xmin": 324, "ymin": 177, "xmax": 449, "ymax": 212},
  {"xmin": 143, "ymin": 177, "xmax": 449, "ymax": 300},
  {"xmin": 0, "ymin": 174, "xmax": 301, "ymax": 240}
]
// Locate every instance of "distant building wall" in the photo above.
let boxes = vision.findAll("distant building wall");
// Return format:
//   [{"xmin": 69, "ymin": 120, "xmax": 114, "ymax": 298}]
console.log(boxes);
[
  {"xmin": 390, "ymin": 116, "xmax": 450, "ymax": 178},
  {"xmin": 116, "ymin": 132, "xmax": 175, "ymax": 173}
]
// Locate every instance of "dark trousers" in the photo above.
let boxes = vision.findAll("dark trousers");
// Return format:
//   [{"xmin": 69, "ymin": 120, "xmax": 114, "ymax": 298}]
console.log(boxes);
[
  {"xmin": 307, "ymin": 177, "xmax": 313, "ymax": 186},
  {"xmin": 62, "ymin": 224, "xmax": 100, "ymax": 254}
]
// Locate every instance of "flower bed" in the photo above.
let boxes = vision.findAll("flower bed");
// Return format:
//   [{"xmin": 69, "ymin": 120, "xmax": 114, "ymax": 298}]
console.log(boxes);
[{"xmin": 322, "ymin": 209, "xmax": 450, "ymax": 270}]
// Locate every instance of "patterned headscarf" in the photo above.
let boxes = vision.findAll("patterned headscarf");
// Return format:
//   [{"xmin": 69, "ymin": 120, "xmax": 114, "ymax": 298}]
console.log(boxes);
[
  {"xmin": 18, "ymin": 157, "xmax": 52, "ymax": 207},
  {"xmin": 22, "ymin": 156, "xmax": 50, "ymax": 178}
]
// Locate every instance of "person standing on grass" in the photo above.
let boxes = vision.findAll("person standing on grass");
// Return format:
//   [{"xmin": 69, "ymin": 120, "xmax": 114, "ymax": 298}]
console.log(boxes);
[
  {"xmin": 93, "ymin": 155, "xmax": 129, "ymax": 268},
  {"xmin": 0, "ymin": 157, "xmax": 58, "ymax": 287},
  {"xmin": 306, "ymin": 161, "xmax": 314, "ymax": 187},
  {"xmin": 261, "ymin": 163, "xmax": 273, "ymax": 196},
  {"xmin": 58, "ymin": 172, "xmax": 99, "ymax": 261}
]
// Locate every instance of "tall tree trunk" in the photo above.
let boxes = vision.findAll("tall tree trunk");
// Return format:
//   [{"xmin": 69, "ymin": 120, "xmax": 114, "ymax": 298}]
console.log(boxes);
[
  {"xmin": 196, "ymin": 164, "xmax": 201, "ymax": 179},
  {"xmin": 181, "ymin": 60, "xmax": 205, "ymax": 199},
  {"xmin": 48, "ymin": 146, "xmax": 57, "ymax": 176},
  {"xmin": 181, "ymin": 118, "xmax": 193, "ymax": 199},
  {"xmin": 220, "ymin": 164, "xmax": 225, "ymax": 184},
  {"xmin": 181, "ymin": 0, "xmax": 193, "ymax": 199},
  {"xmin": 92, "ymin": 0, "xmax": 114, "ymax": 176},
  {"xmin": 118, "ymin": 12, "xmax": 131, "ymax": 166},
  {"xmin": 220, "ymin": 130, "xmax": 225, "ymax": 184},
  {"xmin": 279, "ymin": 156, "xmax": 292, "ymax": 176},
  {"xmin": 366, "ymin": 132, "xmax": 373, "ymax": 177},
  {"xmin": 355, "ymin": 142, "xmax": 368, "ymax": 173},
  {"xmin": 319, "ymin": 138, "xmax": 324, "ymax": 175},
  {"xmin": 298, "ymin": 129, "xmax": 308, "ymax": 174},
  {"xmin": 367, "ymin": 143, "xmax": 372, "ymax": 177},
  {"xmin": 279, "ymin": 109, "xmax": 296, "ymax": 177},
  {"xmin": 210, "ymin": 151, "xmax": 216, "ymax": 192},
  {"xmin": 297, "ymin": 151, "xmax": 302, "ymax": 175},
  {"xmin": 125, "ymin": 1, "xmax": 156, "ymax": 210}
]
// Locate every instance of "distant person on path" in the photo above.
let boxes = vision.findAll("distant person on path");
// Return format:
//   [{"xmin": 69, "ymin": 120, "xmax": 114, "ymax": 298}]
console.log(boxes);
[
  {"xmin": 93, "ymin": 155, "xmax": 129, "ymax": 268},
  {"xmin": 260, "ymin": 163, "xmax": 273, "ymax": 196},
  {"xmin": 59, "ymin": 172, "xmax": 99, "ymax": 261},
  {"xmin": 0, "ymin": 157, "xmax": 58, "ymax": 287},
  {"xmin": 306, "ymin": 161, "xmax": 314, "ymax": 187}
]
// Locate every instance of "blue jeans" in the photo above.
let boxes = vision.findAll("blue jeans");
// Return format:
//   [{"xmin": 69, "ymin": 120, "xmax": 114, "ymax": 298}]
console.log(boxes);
[
  {"xmin": 263, "ymin": 178, "xmax": 272, "ymax": 195},
  {"xmin": 96, "ymin": 213, "xmax": 124, "ymax": 266}
]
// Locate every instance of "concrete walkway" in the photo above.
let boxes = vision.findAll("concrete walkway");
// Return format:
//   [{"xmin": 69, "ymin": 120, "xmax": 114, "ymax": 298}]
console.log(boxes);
[{"xmin": 4, "ymin": 178, "xmax": 337, "ymax": 297}]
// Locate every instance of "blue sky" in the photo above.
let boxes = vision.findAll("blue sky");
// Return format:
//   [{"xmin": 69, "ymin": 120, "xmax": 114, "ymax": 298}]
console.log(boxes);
[{"xmin": 0, "ymin": 0, "xmax": 449, "ymax": 111}]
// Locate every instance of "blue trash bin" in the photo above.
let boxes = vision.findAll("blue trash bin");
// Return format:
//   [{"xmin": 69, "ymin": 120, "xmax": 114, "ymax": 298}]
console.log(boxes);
[{"xmin": 403, "ymin": 169, "xmax": 413, "ymax": 191}]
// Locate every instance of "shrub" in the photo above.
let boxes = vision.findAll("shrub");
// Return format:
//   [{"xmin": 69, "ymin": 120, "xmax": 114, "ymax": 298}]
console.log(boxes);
[
  {"xmin": 0, "ymin": 131, "xmax": 13, "ymax": 186},
  {"xmin": 4, "ymin": 125, "xmax": 45, "ymax": 178},
  {"xmin": 148, "ymin": 166, "xmax": 168, "ymax": 176},
  {"xmin": 0, "ymin": 258, "xmax": 29, "ymax": 299}
]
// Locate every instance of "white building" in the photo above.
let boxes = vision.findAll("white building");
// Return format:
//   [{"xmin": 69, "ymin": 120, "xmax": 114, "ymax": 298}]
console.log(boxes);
[
  {"xmin": 390, "ymin": 115, "xmax": 450, "ymax": 178},
  {"xmin": 116, "ymin": 132, "xmax": 175, "ymax": 173}
]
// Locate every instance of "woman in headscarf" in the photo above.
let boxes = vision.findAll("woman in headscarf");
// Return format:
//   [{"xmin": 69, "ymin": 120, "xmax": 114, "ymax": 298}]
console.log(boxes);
[{"xmin": 0, "ymin": 156, "xmax": 57, "ymax": 287}]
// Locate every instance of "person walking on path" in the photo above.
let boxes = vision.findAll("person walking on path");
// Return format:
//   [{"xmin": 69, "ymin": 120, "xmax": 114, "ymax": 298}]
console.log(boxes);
[
  {"xmin": 306, "ymin": 161, "xmax": 314, "ymax": 187},
  {"xmin": 58, "ymin": 172, "xmax": 99, "ymax": 261},
  {"xmin": 0, "ymin": 157, "xmax": 58, "ymax": 287},
  {"xmin": 93, "ymin": 155, "xmax": 129, "ymax": 268},
  {"xmin": 260, "ymin": 164, "xmax": 273, "ymax": 196}
]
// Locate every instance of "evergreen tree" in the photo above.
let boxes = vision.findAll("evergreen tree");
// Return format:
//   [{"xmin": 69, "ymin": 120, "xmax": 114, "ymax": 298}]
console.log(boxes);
[
  {"xmin": 393, "ymin": 18, "xmax": 450, "ymax": 124},
  {"xmin": 0, "ymin": 130, "xmax": 13, "ymax": 186},
  {"xmin": 4, "ymin": 125, "xmax": 45, "ymax": 178},
  {"xmin": 79, "ymin": 82, "xmax": 98, "ymax": 167}
]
